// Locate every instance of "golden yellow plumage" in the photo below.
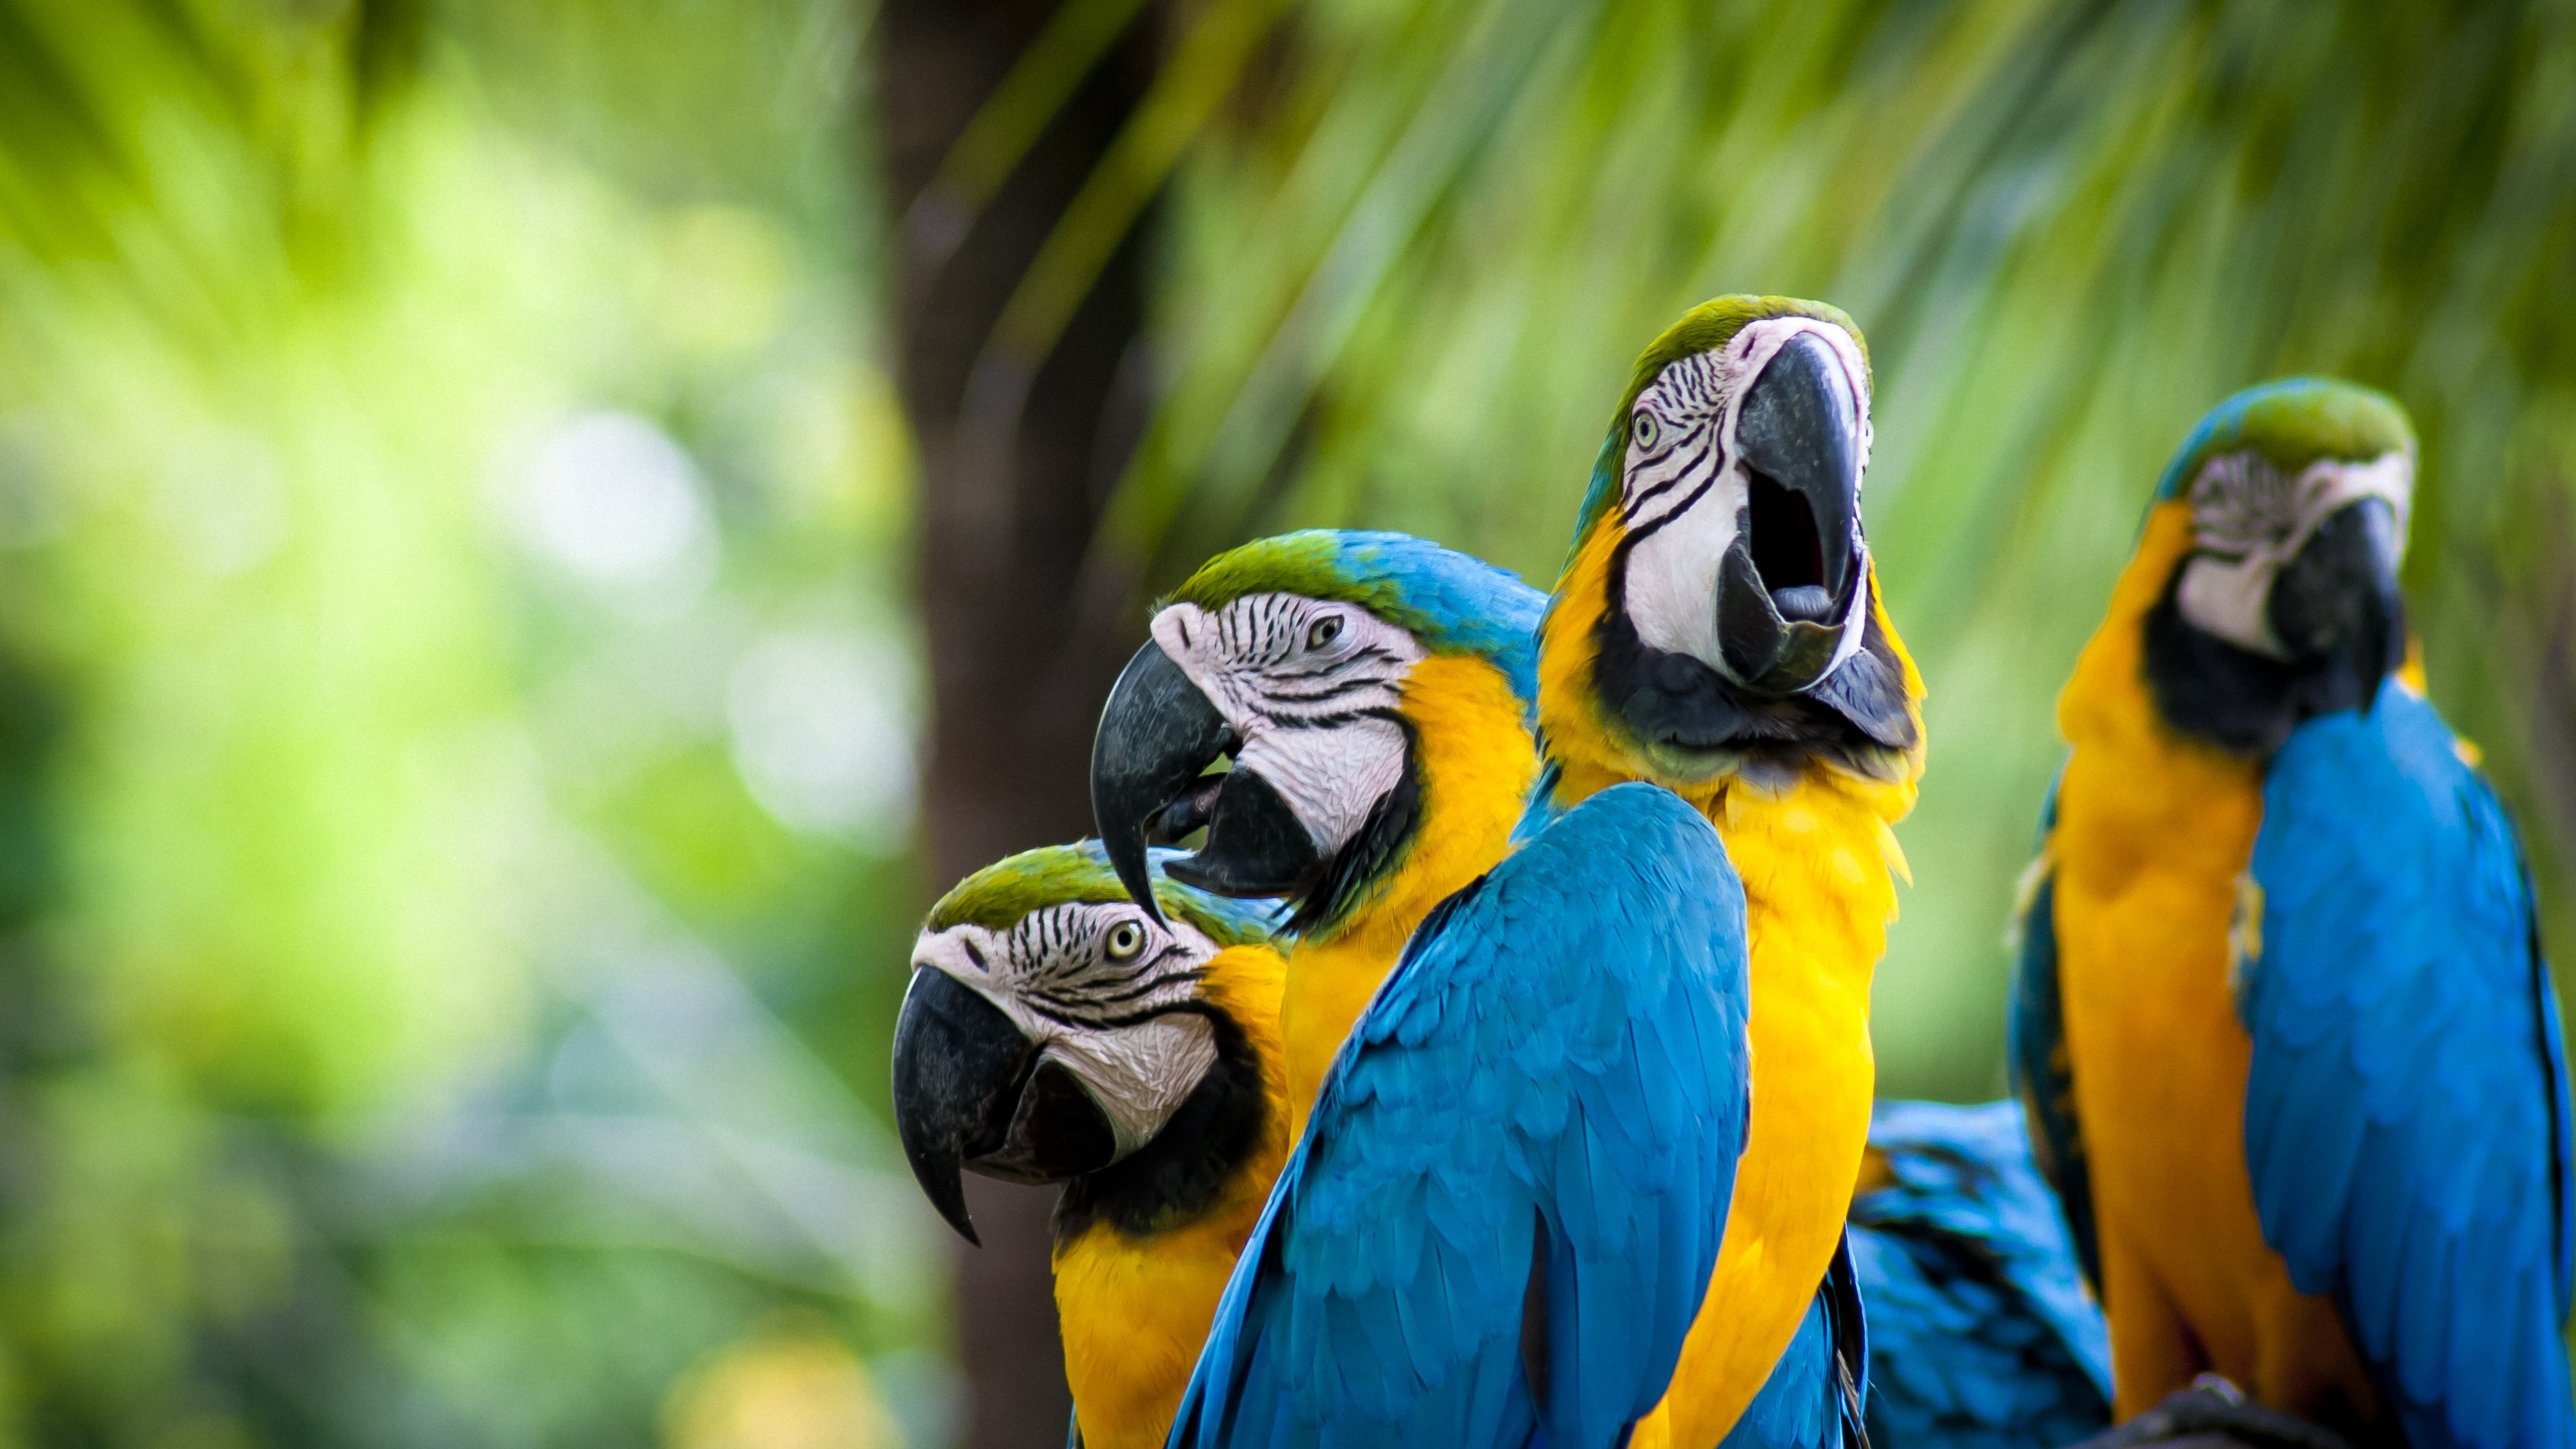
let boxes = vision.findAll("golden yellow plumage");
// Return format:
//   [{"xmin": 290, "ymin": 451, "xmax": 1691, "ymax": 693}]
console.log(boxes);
[
  {"xmin": 1537, "ymin": 513, "xmax": 1922, "ymax": 1448},
  {"xmin": 1278, "ymin": 652, "xmax": 1538, "ymax": 1139},
  {"xmin": 1055, "ymin": 653, "xmax": 1534, "ymax": 1447},
  {"xmin": 1052, "ymin": 941, "xmax": 1291, "ymax": 1449},
  {"xmin": 2049, "ymin": 502, "xmax": 2378, "ymax": 1421}
]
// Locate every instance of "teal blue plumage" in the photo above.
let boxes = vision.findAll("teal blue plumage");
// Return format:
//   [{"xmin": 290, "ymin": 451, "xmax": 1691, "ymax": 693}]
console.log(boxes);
[
  {"xmin": 1720, "ymin": 1239, "xmax": 1868, "ymax": 1449},
  {"xmin": 2239, "ymin": 679, "xmax": 2573, "ymax": 1449},
  {"xmin": 1165, "ymin": 783, "xmax": 1752, "ymax": 1449},
  {"xmin": 1846, "ymin": 1100, "xmax": 2109, "ymax": 1448},
  {"xmin": 2002, "ymin": 776, "xmax": 2099, "ymax": 1293}
]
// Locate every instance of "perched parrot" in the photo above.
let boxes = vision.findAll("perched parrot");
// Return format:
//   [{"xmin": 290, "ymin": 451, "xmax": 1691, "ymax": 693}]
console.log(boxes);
[
  {"xmin": 1089, "ymin": 529, "xmax": 1545, "ymax": 1143},
  {"xmin": 1523, "ymin": 294, "xmax": 1924, "ymax": 1449},
  {"xmin": 1849, "ymin": 1099, "xmax": 2112, "ymax": 1448},
  {"xmin": 2010, "ymin": 378, "xmax": 2573, "ymax": 1446},
  {"xmin": 889, "ymin": 843, "xmax": 1289, "ymax": 1449},
  {"xmin": 1094, "ymin": 297, "xmax": 1921, "ymax": 1449}
]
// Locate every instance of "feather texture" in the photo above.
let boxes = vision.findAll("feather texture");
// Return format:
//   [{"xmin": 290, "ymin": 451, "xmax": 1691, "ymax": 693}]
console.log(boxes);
[
  {"xmin": 2002, "ymin": 774, "xmax": 2100, "ymax": 1293},
  {"xmin": 2239, "ymin": 679, "xmax": 2574, "ymax": 1449},
  {"xmin": 1849, "ymin": 1099, "xmax": 2110, "ymax": 1449},
  {"xmin": 1167, "ymin": 783, "xmax": 1752, "ymax": 1449},
  {"xmin": 1719, "ymin": 1236, "xmax": 1868, "ymax": 1449}
]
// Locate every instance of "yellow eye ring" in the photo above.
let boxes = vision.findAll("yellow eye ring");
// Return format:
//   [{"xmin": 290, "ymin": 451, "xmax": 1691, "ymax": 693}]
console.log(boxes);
[
  {"xmin": 1104, "ymin": 920, "xmax": 1146, "ymax": 961},
  {"xmin": 1632, "ymin": 412, "xmax": 1660, "ymax": 449},
  {"xmin": 1306, "ymin": 615, "xmax": 1344, "ymax": 651}
]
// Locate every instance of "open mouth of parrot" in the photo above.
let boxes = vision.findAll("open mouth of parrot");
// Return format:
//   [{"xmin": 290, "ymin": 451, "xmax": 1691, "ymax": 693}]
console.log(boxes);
[
  {"xmin": 891, "ymin": 967, "xmax": 1121, "ymax": 1244},
  {"xmin": 1090, "ymin": 641, "xmax": 1326, "ymax": 922},
  {"xmin": 1591, "ymin": 326, "xmax": 1917, "ymax": 777},
  {"xmin": 1711, "ymin": 331, "xmax": 1862, "ymax": 693}
]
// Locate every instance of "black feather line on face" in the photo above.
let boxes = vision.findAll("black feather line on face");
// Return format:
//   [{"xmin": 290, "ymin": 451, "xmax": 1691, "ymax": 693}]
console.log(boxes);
[
  {"xmin": 2141, "ymin": 559, "xmax": 2400, "ymax": 759},
  {"xmin": 1591, "ymin": 537, "xmax": 1915, "ymax": 786},
  {"xmin": 1283, "ymin": 718, "xmax": 1424, "ymax": 938},
  {"xmin": 1052, "ymin": 1002, "xmax": 1271, "ymax": 1242}
]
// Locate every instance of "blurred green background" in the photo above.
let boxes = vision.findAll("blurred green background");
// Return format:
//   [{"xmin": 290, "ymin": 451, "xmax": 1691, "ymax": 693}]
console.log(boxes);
[{"xmin": 0, "ymin": 0, "xmax": 2567, "ymax": 1445}]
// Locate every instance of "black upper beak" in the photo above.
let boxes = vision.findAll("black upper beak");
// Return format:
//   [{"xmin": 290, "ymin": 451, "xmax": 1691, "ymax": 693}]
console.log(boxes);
[
  {"xmin": 1091, "ymin": 641, "xmax": 1232, "ymax": 922},
  {"xmin": 890, "ymin": 968, "xmax": 1119, "ymax": 1244},
  {"xmin": 1090, "ymin": 639, "xmax": 1326, "ymax": 910},
  {"xmin": 2269, "ymin": 496, "xmax": 2405, "ymax": 706},
  {"xmin": 1713, "ymin": 332, "xmax": 1864, "ymax": 692}
]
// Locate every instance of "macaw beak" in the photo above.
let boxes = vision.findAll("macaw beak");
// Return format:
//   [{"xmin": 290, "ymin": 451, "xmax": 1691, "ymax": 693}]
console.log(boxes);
[
  {"xmin": 890, "ymin": 967, "xmax": 1119, "ymax": 1245},
  {"xmin": 1090, "ymin": 639, "xmax": 1324, "ymax": 914},
  {"xmin": 1712, "ymin": 331, "xmax": 1864, "ymax": 694},
  {"xmin": 2269, "ymin": 496, "xmax": 2405, "ymax": 707}
]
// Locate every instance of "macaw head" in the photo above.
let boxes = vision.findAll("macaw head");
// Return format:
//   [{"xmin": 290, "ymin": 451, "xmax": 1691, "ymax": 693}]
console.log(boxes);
[
  {"xmin": 2139, "ymin": 377, "xmax": 2414, "ymax": 755},
  {"xmin": 890, "ymin": 842, "xmax": 1285, "ymax": 1244},
  {"xmin": 1543, "ymin": 295, "xmax": 1919, "ymax": 796},
  {"xmin": 1088, "ymin": 529, "xmax": 1542, "ymax": 931}
]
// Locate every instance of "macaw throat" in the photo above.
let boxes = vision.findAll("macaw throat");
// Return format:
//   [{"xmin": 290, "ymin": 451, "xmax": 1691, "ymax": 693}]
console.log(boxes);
[
  {"xmin": 2145, "ymin": 498, "xmax": 2406, "ymax": 758},
  {"xmin": 1596, "ymin": 557, "xmax": 1916, "ymax": 788},
  {"xmin": 1053, "ymin": 1006, "xmax": 1273, "ymax": 1244}
]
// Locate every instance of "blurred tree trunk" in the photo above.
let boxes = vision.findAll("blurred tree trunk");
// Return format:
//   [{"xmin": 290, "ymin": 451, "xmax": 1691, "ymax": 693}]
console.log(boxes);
[{"xmin": 876, "ymin": 2, "xmax": 1161, "ymax": 1444}]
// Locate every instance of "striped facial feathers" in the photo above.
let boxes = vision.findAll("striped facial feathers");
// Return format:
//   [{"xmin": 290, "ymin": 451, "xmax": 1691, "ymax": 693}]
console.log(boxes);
[
  {"xmin": 910, "ymin": 900, "xmax": 1224, "ymax": 1161},
  {"xmin": 1619, "ymin": 315, "xmax": 1876, "ymax": 690},
  {"xmin": 1148, "ymin": 593, "xmax": 1425, "ymax": 861},
  {"xmin": 2175, "ymin": 449, "xmax": 2412, "ymax": 659}
]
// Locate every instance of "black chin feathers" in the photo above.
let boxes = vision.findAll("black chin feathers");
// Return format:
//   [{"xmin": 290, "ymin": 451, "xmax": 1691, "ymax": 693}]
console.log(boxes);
[
  {"xmin": 1053, "ymin": 1004, "xmax": 1272, "ymax": 1242},
  {"xmin": 1287, "ymin": 745, "xmax": 1423, "ymax": 937},
  {"xmin": 1591, "ymin": 600, "xmax": 1917, "ymax": 790},
  {"xmin": 2141, "ymin": 587, "xmax": 2398, "ymax": 759}
]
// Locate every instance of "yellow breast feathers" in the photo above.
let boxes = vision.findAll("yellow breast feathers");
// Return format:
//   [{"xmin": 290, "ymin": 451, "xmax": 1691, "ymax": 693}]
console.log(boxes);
[
  {"xmin": 1538, "ymin": 517, "xmax": 1921, "ymax": 1448},
  {"xmin": 1053, "ymin": 943, "xmax": 1290, "ymax": 1449}
]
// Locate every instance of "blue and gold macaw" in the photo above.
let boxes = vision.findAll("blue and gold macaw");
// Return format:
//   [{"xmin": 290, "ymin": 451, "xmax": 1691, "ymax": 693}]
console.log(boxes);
[
  {"xmin": 1849, "ymin": 1100, "xmax": 2110, "ymax": 1448},
  {"xmin": 890, "ymin": 844, "xmax": 1290, "ymax": 1449},
  {"xmin": 2010, "ymin": 378, "xmax": 2574, "ymax": 1446},
  {"xmin": 1095, "ymin": 297, "xmax": 1921, "ymax": 1449},
  {"xmin": 1089, "ymin": 529, "xmax": 1546, "ymax": 1140}
]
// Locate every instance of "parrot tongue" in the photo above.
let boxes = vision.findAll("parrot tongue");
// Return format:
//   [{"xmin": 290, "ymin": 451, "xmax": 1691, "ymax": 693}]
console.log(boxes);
[{"xmin": 1709, "ymin": 331, "xmax": 1863, "ymax": 695}]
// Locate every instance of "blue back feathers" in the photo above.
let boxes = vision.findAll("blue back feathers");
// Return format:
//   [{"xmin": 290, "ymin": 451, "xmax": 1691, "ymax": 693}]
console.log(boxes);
[
  {"xmin": 1847, "ymin": 1100, "xmax": 2110, "ymax": 1449},
  {"xmin": 2239, "ymin": 680, "xmax": 2573, "ymax": 1449},
  {"xmin": 1166, "ymin": 784, "xmax": 1752, "ymax": 1449}
]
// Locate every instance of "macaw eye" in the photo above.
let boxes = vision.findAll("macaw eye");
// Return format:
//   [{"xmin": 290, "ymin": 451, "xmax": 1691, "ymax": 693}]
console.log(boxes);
[
  {"xmin": 1306, "ymin": 615, "xmax": 1344, "ymax": 651},
  {"xmin": 1631, "ymin": 412, "xmax": 1660, "ymax": 450},
  {"xmin": 1104, "ymin": 920, "xmax": 1146, "ymax": 961}
]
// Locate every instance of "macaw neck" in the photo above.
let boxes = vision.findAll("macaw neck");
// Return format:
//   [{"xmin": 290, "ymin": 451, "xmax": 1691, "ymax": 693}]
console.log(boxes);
[
  {"xmin": 2059, "ymin": 504, "xmax": 2266, "ymax": 877},
  {"xmin": 1536, "ymin": 516, "xmax": 1921, "ymax": 1448},
  {"xmin": 1054, "ymin": 944, "xmax": 1289, "ymax": 1449},
  {"xmin": 1278, "ymin": 653, "xmax": 1537, "ymax": 1138},
  {"xmin": 2133, "ymin": 498, "xmax": 2406, "ymax": 760},
  {"xmin": 1054, "ymin": 945, "xmax": 1286, "ymax": 1243},
  {"xmin": 1536, "ymin": 516, "xmax": 1923, "ymax": 838}
]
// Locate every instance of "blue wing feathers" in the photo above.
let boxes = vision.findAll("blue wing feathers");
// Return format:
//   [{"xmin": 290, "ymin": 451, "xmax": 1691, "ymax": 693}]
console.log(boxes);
[
  {"xmin": 1717, "ymin": 1234, "xmax": 1866, "ymax": 1449},
  {"xmin": 1847, "ymin": 1100, "xmax": 2111, "ymax": 1449},
  {"xmin": 1169, "ymin": 782, "xmax": 1752, "ymax": 1449},
  {"xmin": 1721, "ymin": 1287, "xmax": 1839, "ymax": 1449},
  {"xmin": 2241, "ymin": 682, "xmax": 2575, "ymax": 1449},
  {"xmin": 2004, "ymin": 768, "xmax": 2100, "ymax": 1295}
]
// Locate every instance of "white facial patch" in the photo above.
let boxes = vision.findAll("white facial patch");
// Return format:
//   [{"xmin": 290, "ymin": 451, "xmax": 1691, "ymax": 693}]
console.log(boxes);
[
  {"xmin": 1619, "ymin": 315, "xmax": 1876, "ymax": 682},
  {"xmin": 1150, "ymin": 594, "xmax": 1424, "ymax": 857},
  {"xmin": 912, "ymin": 904, "xmax": 1222, "ymax": 1161},
  {"xmin": 2175, "ymin": 449, "xmax": 2413, "ymax": 657}
]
